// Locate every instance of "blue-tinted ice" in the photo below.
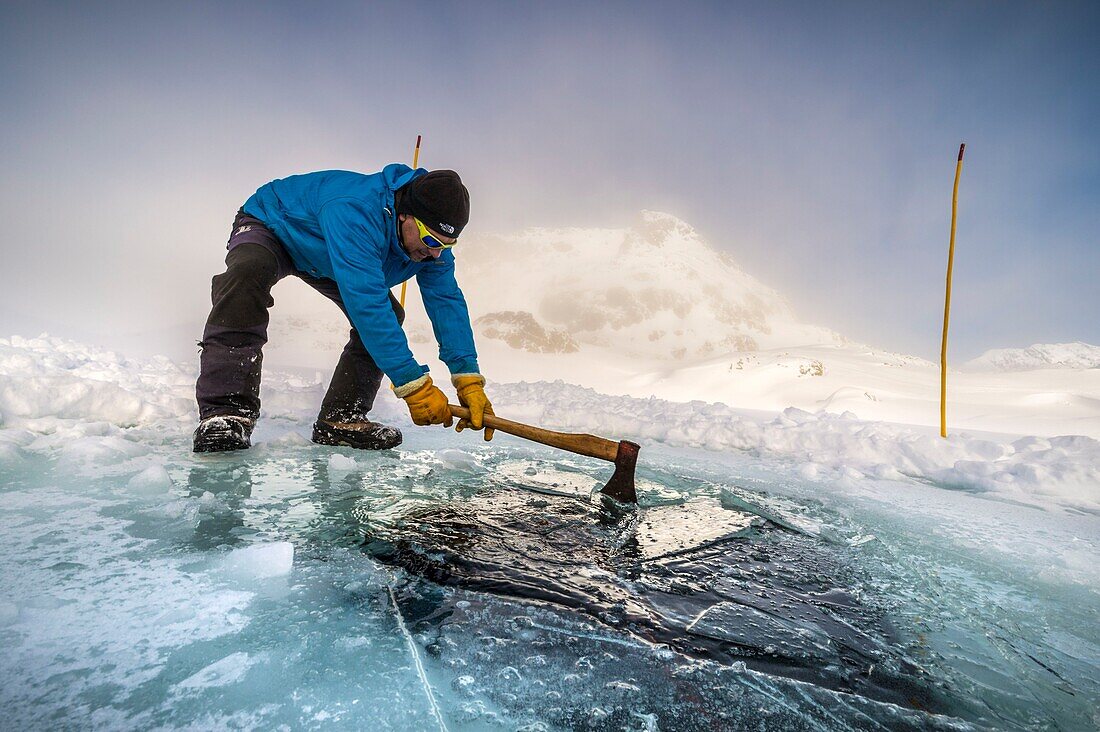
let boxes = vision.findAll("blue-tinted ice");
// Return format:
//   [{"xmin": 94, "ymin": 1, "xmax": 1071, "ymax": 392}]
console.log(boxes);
[{"xmin": 1, "ymin": 425, "xmax": 1097, "ymax": 730}]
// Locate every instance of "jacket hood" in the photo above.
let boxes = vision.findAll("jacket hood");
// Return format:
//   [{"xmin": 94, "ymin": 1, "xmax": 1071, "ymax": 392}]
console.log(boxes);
[{"xmin": 380, "ymin": 163, "xmax": 426, "ymax": 193}]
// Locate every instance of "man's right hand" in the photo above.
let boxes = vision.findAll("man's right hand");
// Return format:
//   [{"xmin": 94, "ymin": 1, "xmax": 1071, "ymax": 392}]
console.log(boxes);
[{"xmin": 398, "ymin": 376, "xmax": 453, "ymax": 427}]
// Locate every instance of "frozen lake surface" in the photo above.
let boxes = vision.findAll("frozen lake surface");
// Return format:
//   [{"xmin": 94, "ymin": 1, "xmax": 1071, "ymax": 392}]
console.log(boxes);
[{"xmin": 2, "ymin": 421, "xmax": 1098, "ymax": 731}]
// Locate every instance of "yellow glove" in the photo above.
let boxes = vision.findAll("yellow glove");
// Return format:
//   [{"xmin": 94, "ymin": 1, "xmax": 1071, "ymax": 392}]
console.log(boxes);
[
  {"xmin": 453, "ymin": 374, "xmax": 494, "ymax": 441},
  {"xmin": 396, "ymin": 376, "xmax": 453, "ymax": 427}
]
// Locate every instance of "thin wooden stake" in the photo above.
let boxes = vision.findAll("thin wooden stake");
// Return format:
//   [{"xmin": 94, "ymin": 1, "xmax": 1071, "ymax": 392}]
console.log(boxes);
[
  {"xmin": 399, "ymin": 134, "xmax": 422, "ymax": 310},
  {"xmin": 940, "ymin": 143, "xmax": 965, "ymax": 438}
]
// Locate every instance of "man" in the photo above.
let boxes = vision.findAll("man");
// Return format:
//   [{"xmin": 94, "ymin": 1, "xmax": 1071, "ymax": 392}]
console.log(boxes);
[{"xmin": 193, "ymin": 164, "xmax": 494, "ymax": 453}]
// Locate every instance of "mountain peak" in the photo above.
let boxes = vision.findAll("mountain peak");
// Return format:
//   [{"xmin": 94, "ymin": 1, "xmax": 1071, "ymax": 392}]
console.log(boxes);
[
  {"xmin": 448, "ymin": 212, "xmax": 841, "ymax": 360},
  {"xmin": 635, "ymin": 210, "xmax": 699, "ymax": 241}
]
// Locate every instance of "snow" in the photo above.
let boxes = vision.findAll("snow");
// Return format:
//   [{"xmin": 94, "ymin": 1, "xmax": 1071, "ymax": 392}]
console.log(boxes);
[{"xmin": 0, "ymin": 334, "xmax": 193, "ymax": 427}]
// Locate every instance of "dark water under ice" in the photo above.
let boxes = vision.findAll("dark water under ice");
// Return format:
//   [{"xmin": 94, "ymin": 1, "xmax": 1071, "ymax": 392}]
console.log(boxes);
[{"xmin": 366, "ymin": 486, "xmax": 953, "ymax": 720}]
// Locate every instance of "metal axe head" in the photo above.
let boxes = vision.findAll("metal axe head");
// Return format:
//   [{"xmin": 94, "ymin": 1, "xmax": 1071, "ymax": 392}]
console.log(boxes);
[{"xmin": 599, "ymin": 440, "xmax": 640, "ymax": 504}]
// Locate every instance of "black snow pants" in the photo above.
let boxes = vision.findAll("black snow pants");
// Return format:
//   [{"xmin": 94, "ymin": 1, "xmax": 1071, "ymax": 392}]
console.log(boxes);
[{"xmin": 195, "ymin": 210, "xmax": 404, "ymax": 422}]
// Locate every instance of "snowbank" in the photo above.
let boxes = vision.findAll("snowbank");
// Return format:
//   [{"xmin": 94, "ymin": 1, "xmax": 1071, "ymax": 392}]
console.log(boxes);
[
  {"xmin": 493, "ymin": 381, "xmax": 1100, "ymax": 514},
  {"xmin": 0, "ymin": 335, "xmax": 194, "ymax": 428},
  {"xmin": 1, "ymin": 334, "xmax": 1097, "ymax": 513}
]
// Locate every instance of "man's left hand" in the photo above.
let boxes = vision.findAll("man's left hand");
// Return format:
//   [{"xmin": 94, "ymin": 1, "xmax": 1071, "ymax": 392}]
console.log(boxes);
[{"xmin": 452, "ymin": 375, "xmax": 494, "ymax": 441}]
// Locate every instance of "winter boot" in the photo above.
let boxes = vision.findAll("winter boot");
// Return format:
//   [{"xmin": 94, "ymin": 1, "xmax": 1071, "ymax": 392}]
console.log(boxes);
[
  {"xmin": 312, "ymin": 419, "xmax": 402, "ymax": 450},
  {"xmin": 193, "ymin": 415, "xmax": 255, "ymax": 453}
]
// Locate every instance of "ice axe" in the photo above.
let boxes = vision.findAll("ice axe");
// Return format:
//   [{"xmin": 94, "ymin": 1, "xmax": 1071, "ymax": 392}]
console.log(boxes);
[{"xmin": 448, "ymin": 404, "xmax": 640, "ymax": 503}]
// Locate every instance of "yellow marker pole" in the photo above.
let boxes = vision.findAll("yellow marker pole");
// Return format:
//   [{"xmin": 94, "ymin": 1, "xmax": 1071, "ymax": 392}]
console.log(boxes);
[
  {"xmin": 399, "ymin": 134, "xmax": 422, "ymax": 310},
  {"xmin": 940, "ymin": 143, "xmax": 965, "ymax": 438}
]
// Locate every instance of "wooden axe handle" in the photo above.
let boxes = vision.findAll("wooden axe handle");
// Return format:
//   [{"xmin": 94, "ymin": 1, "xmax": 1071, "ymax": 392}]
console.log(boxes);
[{"xmin": 448, "ymin": 404, "xmax": 619, "ymax": 463}]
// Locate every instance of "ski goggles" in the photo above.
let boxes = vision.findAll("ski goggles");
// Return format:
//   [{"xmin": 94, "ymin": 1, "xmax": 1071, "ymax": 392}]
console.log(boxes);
[{"xmin": 415, "ymin": 217, "xmax": 457, "ymax": 249}]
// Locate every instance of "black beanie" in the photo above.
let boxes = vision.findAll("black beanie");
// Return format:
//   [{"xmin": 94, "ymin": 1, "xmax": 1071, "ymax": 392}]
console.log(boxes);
[{"xmin": 400, "ymin": 170, "xmax": 470, "ymax": 238}]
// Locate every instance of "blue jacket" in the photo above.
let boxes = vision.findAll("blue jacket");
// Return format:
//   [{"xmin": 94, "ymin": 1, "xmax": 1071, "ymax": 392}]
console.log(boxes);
[{"xmin": 242, "ymin": 164, "xmax": 479, "ymax": 388}]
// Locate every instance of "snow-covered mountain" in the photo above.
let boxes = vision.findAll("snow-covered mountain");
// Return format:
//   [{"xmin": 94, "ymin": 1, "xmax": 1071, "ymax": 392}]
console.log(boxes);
[
  {"xmin": 966, "ymin": 342, "xmax": 1100, "ymax": 372},
  {"xmin": 453, "ymin": 211, "xmax": 842, "ymax": 360}
]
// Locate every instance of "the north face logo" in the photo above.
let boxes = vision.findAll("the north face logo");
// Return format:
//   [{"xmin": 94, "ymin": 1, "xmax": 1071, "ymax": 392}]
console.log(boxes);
[{"xmin": 439, "ymin": 222, "xmax": 455, "ymax": 234}]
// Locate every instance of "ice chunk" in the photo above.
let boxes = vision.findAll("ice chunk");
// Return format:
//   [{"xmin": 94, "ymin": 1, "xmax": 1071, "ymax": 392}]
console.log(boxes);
[
  {"xmin": 126, "ymin": 464, "xmax": 174, "ymax": 495},
  {"xmin": 435, "ymin": 448, "xmax": 485, "ymax": 473},
  {"xmin": 719, "ymin": 485, "xmax": 825, "ymax": 538},
  {"xmin": 327, "ymin": 453, "xmax": 358, "ymax": 472},
  {"xmin": 633, "ymin": 499, "xmax": 757, "ymax": 560},
  {"xmin": 175, "ymin": 652, "xmax": 258, "ymax": 690},
  {"xmin": 494, "ymin": 459, "xmax": 600, "ymax": 497},
  {"xmin": 221, "ymin": 542, "xmax": 294, "ymax": 579}
]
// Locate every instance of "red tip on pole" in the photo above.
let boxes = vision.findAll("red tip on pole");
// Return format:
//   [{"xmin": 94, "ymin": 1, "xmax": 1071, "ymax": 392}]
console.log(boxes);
[{"xmin": 958, "ymin": 143, "xmax": 965, "ymax": 161}]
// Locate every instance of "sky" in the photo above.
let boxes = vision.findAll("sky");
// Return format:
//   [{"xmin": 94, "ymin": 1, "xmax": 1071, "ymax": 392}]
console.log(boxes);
[{"xmin": 1, "ymin": 1, "xmax": 1097, "ymax": 361}]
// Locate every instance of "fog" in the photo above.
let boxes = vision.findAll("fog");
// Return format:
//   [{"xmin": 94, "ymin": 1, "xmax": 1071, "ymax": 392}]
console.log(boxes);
[{"xmin": 2, "ymin": 1, "xmax": 1097, "ymax": 361}]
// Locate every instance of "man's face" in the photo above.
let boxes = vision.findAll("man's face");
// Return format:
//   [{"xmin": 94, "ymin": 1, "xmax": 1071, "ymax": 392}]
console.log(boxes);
[{"xmin": 399, "ymin": 215, "xmax": 455, "ymax": 262}]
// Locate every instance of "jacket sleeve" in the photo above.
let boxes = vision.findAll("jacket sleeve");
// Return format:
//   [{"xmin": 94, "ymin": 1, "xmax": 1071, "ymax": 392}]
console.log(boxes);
[
  {"xmin": 416, "ymin": 251, "xmax": 481, "ymax": 376},
  {"xmin": 319, "ymin": 199, "xmax": 427, "ymax": 388}
]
